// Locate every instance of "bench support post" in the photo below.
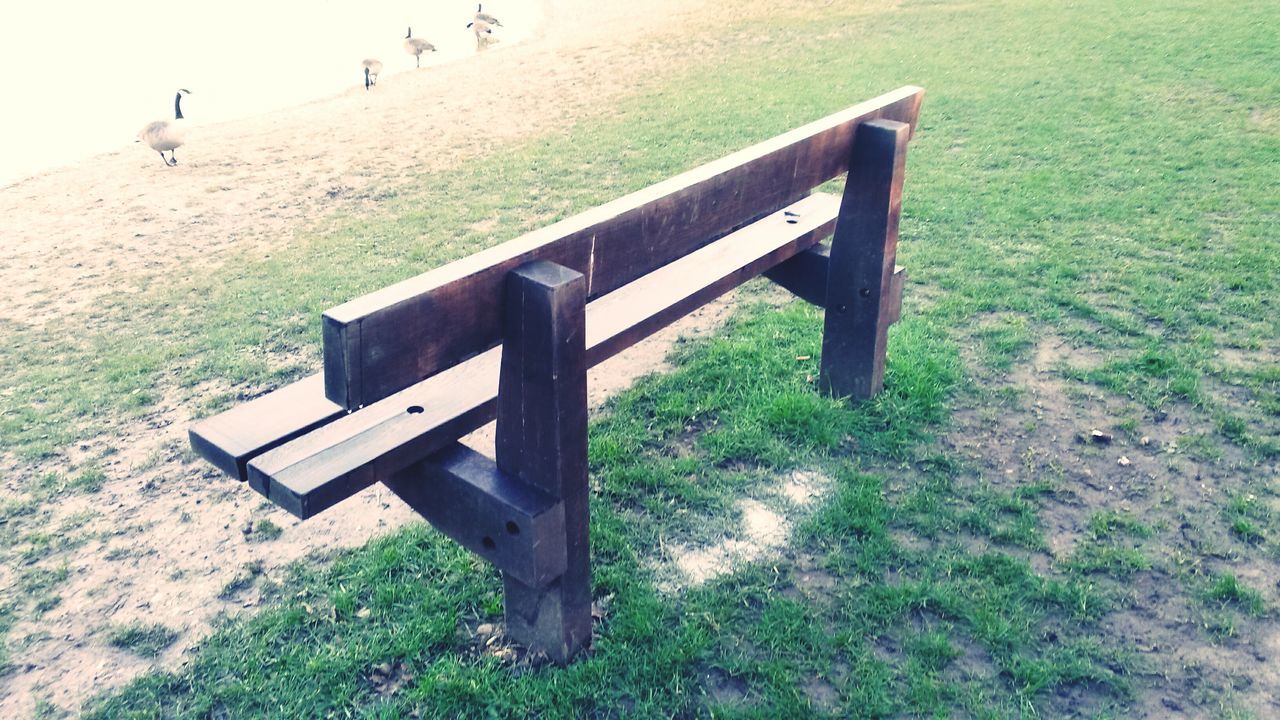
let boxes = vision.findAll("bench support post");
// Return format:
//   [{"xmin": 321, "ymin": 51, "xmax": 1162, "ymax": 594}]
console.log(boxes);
[
  {"xmin": 820, "ymin": 119, "xmax": 911, "ymax": 400},
  {"xmin": 495, "ymin": 260, "xmax": 592, "ymax": 663}
]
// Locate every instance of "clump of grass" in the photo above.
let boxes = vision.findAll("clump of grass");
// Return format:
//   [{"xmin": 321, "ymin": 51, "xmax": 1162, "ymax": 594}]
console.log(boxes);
[
  {"xmin": 250, "ymin": 519, "xmax": 283, "ymax": 542},
  {"xmin": 1204, "ymin": 573, "xmax": 1265, "ymax": 616},
  {"xmin": 219, "ymin": 560, "xmax": 265, "ymax": 600},
  {"xmin": 32, "ymin": 595, "xmax": 62, "ymax": 616},
  {"xmin": 106, "ymin": 623, "xmax": 179, "ymax": 658},
  {"xmin": 1223, "ymin": 492, "xmax": 1271, "ymax": 545},
  {"xmin": 1087, "ymin": 510, "xmax": 1153, "ymax": 539},
  {"xmin": 20, "ymin": 564, "xmax": 70, "ymax": 596},
  {"xmin": 0, "ymin": 603, "xmax": 14, "ymax": 677},
  {"xmin": 975, "ymin": 314, "xmax": 1034, "ymax": 371},
  {"xmin": 1064, "ymin": 543, "xmax": 1152, "ymax": 578},
  {"xmin": 71, "ymin": 467, "xmax": 107, "ymax": 493}
]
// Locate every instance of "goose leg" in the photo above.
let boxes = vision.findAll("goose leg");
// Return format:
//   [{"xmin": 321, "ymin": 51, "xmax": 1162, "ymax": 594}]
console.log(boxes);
[
  {"xmin": 169, "ymin": 151, "xmax": 178, "ymax": 166},
  {"xmin": 157, "ymin": 151, "xmax": 171, "ymax": 166}
]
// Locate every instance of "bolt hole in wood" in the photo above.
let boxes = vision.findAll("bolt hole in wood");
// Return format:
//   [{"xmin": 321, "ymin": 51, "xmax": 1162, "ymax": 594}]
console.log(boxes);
[
  {"xmin": 859, "ymin": 287, "xmax": 871, "ymax": 298},
  {"xmin": 407, "ymin": 405, "xmax": 424, "ymax": 414},
  {"xmin": 482, "ymin": 536, "xmax": 496, "ymax": 550},
  {"xmin": 505, "ymin": 521, "xmax": 520, "ymax": 535}
]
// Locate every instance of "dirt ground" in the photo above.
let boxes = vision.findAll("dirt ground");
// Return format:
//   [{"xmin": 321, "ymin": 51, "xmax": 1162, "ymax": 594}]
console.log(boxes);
[
  {"xmin": 0, "ymin": 0, "xmax": 740, "ymax": 714},
  {"xmin": 3, "ymin": 0, "xmax": 1276, "ymax": 717},
  {"xmin": 938, "ymin": 330, "xmax": 1280, "ymax": 718}
]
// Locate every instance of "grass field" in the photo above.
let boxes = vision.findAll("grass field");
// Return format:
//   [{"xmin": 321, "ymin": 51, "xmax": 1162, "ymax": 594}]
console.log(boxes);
[{"xmin": 4, "ymin": 0, "xmax": 1279, "ymax": 716}]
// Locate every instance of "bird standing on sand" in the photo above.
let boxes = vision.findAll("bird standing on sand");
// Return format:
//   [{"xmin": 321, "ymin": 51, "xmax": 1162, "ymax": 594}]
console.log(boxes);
[
  {"xmin": 468, "ymin": 19, "xmax": 498, "ymax": 48},
  {"xmin": 138, "ymin": 89, "xmax": 191, "ymax": 167},
  {"xmin": 403, "ymin": 27, "xmax": 436, "ymax": 67},
  {"xmin": 475, "ymin": 4, "xmax": 502, "ymax": 26},
  {"xmin": 361, "ymin": 58, "xmax": 383, "ymax": 89}
]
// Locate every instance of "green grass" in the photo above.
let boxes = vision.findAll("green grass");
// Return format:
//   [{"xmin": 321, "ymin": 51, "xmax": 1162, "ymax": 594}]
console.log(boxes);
[
  {"xmin": 249, "ymin": 519, "xmax": 284, "ymax": 543},
  {"xmin": 88, "ymin": 307, "xmax": 1131, "ymax": 718},
  {"xmin": 106, "ymin": 624, "xmax": 180, "ymax": 659},
  {"xmin": 0, "ymin": 602, "xmax": 13, "ymax": 678},
  {"xmin": 1204, "ymin": 574, "xmax": 1266, "ymax": 617},
  {"xmin": 1, "ymin": 0, "xmax": 1275, "ymax": 715}
]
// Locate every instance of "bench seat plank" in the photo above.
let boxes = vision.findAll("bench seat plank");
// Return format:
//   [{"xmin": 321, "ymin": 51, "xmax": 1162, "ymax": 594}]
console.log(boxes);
[
  {"xmin": 188, "ymin": 374, "xmax": 345, "ymax": 481},
  {"xmin": 249, "ymin": 192, "xmax": 841, "ymax": 518}
]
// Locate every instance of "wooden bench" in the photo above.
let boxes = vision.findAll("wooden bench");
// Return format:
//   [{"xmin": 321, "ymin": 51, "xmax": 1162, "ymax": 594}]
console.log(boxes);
[{"xmin": 190, "ymin": 85, "xmax": 925, "ymax": 662}]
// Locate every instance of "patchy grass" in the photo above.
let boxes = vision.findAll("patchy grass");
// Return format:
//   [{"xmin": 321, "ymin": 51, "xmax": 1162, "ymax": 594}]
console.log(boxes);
[
  {"xmin": 0, "ymin": 603, "xmax": 13, "ymax": 678},
  {"xmin": 105, "ymin": 624, "xmax": 180, "ymax": 659},
  {"xmin": 1204, "ymin": 574, "xmax": 1266, "ymax": 618},
  {"xmin": 0, "ymin": 0, "xmax": 1274, "ymax": 715},
  {"xmin": 248, "ymin": 519, "xmax": 283, "ymax": 543},
  {"xmin": 89, "ymin": 302, "xmax": 1135, "ymax": 718}
]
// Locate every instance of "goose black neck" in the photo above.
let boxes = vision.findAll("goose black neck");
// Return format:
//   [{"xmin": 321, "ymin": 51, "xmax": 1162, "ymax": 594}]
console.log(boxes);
[
  {"xmin": 174, "ymin": 92, "xmax": 184, "ymax": 120},
  {"xmin": 406, "ymin": 27, "xmax": 412, "ymax": 38},
  {"xmin": 365, "ymin": 67, "xmax": 372, "ymax": 88}
]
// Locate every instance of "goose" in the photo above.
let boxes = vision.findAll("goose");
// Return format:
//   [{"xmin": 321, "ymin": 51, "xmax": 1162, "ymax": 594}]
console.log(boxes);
[
  {"xmin": 361, "ymin": 58, "xmax": 383, "ymax": 89},
  {"xmin": 403, "ymin": 27, "xmax": 436, "ymax": 67},
  {"xmin": 475, "ymin": 4, "xmax": 502, "ymax": 26},
  {"xmin": 138, "ymin": 89, "xmax": 191, "ymax": 167},
  {"xmin": 467, "ymin": 19, "xmax": 497, "ymax": 46}
]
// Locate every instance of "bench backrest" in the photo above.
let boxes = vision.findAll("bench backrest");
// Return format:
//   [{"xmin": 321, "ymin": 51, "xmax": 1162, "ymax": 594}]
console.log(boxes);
[{"xmin": 323, "ymin": 86, "xmax": 924, "ymax": 409}]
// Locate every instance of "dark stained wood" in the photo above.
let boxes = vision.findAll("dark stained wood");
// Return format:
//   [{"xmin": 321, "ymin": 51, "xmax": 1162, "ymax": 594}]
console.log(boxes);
[
  {"xmin": 764, "ymin": 242, "xmax": 833, "ymax": 307},
  {"xmin": 188, "ymin": 373, "xmax": 345, "ymax": 481},
  {"xmin": 766, "ymin": 243, "xmax": 909, "ymax": 317},
  {"xmin": 246, "ymin": 196, "xmax": 841, "ymax": 518},
  {"xmin": 322, "ymin": 86, "xmax": 925, "ymax": 409},
  {"xmin": 246, "ymin": 347, "xmax": 500, "ymax": 517},
  {"xmin": 820, "ymin": 119, "xmax": 911, "ymax": 400},
  {"xmin": 495, "ymin": 260, "xmax": 592, "ymax": 663},
  {"xmin": 383, "ymin": 442, "xmax": 567, "ymax": 588},
  {"xmin": 585, "ymin": 192, "xmax": 838, "ymax": 366}
]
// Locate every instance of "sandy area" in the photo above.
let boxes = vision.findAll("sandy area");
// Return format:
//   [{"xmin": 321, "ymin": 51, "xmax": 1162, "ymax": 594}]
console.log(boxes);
[
  {"xmin": 0, "ymin": 0, "xmax": 711, "ymax": 327},
  {"xmin": 0, "ymin": 0, "xmax": 745, "ymax": 714}
]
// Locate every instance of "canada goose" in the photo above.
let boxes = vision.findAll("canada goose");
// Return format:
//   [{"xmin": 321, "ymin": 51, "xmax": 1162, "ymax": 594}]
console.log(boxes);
[
  {"xmin": 403, "ymin": 27, "xmax": 436, "ymax": 67},
  {"xmin": 138, "ymin": 89, "xmax": 191, "ymax": 167},
  {"xmin": 475, "ymin": 4, "xmax": 502, "ymax": 26},
  {"xmin": 361, "ymin": 58, "xmax": 383, "ymax": 89}
]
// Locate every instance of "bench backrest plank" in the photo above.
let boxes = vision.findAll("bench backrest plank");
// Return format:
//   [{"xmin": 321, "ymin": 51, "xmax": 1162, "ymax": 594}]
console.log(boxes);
[{"xmin": 323, "ymin": 86, "xmax": 924, "ymax": 409}]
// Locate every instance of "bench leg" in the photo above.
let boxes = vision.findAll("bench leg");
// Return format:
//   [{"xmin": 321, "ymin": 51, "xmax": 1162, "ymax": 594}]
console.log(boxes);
[
  {"xmin": 495, "ymin": 260, "xmax": 592, "ymax": 663},
  {"xmin": 820, "ymin": 119, "xmax": 911, "ymax": 401}
]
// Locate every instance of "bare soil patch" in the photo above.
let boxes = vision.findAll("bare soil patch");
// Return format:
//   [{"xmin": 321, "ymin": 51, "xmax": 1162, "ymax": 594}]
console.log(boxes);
[{"xmin": 941, "ymin": 332, "xmax": 1280, "ymax": 717}]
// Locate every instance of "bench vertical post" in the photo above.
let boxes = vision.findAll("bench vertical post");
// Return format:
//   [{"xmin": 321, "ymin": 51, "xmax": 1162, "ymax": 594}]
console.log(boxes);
[
  {"xmin": 495, "ymin": 260, "xmax": 592, "ymax": 663},
  {"xmin": 819, "ymin": 119, "xmax": 911, "ymax": 400}
]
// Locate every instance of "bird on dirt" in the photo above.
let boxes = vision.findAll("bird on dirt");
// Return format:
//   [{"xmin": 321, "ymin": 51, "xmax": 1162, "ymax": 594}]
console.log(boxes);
[
  {"xmin": 467, "ymin": 19, "xmax": 498, "ymax": 47},
  {"xmin": 138, "ymin": 89, "xmax": 191, "ymax": 167},
  {"xmin": 403, "ymin": 27, "xmax": 436, "ymax": 67},
  {"xmin": 475, "ymin": 4, "xmax": 502, "ymax": 26},
  {"xmin": 361, "ymin": 59, "xmax": 383, "ymax": 89}
]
